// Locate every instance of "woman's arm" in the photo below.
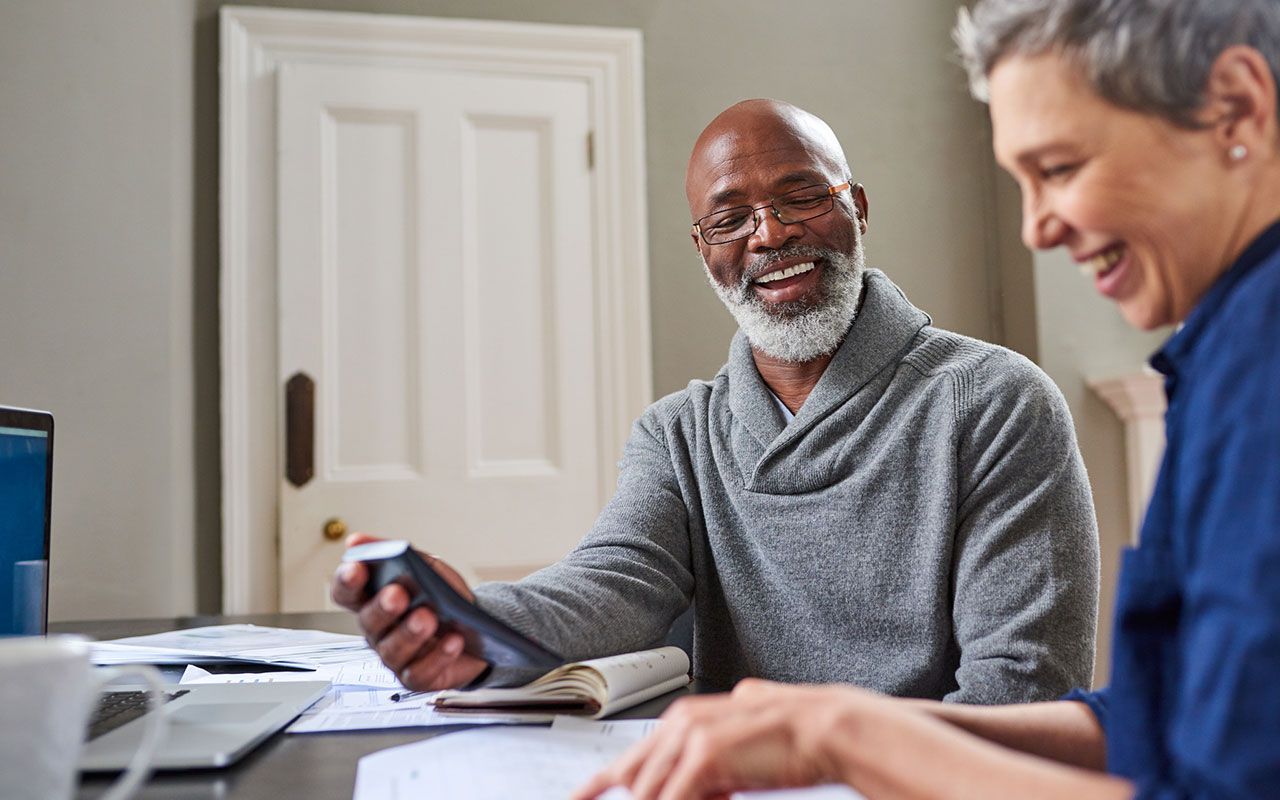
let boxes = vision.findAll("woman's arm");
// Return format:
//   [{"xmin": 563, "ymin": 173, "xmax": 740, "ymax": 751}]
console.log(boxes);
[
  {"xmin": 902, "ymin": 698, "xmax": 1107, "ymax": 770},
  {"xmin": 828, "ymin": 693, "xmax": 1127, "ymax": 800},
  {"xmin": 575, "ymin": 681, "xmax": 1130, "ymax": 800}
]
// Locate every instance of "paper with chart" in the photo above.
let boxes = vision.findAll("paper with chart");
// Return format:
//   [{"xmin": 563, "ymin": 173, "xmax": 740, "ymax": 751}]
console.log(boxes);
[
  {"xmin": 176, "ymin": 662, "xmax": 524, "ymax": 732},
  {"xmin": 287, "ymin": 695, "xmax": 530, "ymax": 733},
  {"xmin": 353, "ymin": 720, "xmax": 866, "ymax": 800}
]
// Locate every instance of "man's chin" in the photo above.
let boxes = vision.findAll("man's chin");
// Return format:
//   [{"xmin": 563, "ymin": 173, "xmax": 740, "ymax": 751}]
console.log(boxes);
[{"xmin": 758, "ymin": 298, "xmax": 819, "ymax": 320}]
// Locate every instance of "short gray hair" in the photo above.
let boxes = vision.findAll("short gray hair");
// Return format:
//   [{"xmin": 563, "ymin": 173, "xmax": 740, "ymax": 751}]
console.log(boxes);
[{"xmin": 955, "ymin": 0, "xmax": 1280, "ymax": 127}]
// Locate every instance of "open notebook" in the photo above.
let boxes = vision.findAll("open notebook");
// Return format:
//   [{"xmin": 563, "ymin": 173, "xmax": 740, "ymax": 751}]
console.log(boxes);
[{"xmin": 433, "ymin": 646, "xmax": 690, "ymax": 719}]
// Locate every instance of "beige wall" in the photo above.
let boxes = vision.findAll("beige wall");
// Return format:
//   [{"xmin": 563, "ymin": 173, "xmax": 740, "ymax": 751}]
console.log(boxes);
[
  {"xmin": 3, "ymin": 0, "xmax": 1146, "ymax": 693},
  {"xmin": 1030, "ymin": 249, "xmax": 1169, "ymax": 685},
  {"xmin": 0, "ymin": 1, "xmax": 218, "ymax": 619}
]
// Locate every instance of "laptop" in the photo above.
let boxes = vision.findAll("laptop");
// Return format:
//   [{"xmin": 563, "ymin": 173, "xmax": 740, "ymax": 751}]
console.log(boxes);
[{"xmin": 0, "ymin": 406, "xmax": 328, "ymax": 770}]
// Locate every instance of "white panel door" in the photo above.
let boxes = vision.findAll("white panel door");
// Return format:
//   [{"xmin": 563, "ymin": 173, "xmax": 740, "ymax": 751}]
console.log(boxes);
[{"xmin": 277, "ymin": 62, "xmax": 601, "ymax": 611}]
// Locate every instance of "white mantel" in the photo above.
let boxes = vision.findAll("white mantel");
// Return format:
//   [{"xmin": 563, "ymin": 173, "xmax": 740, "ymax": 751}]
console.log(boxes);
[{"xmin": 1088, "ymin": 370, "xmax": 1167, "ymax": 542}]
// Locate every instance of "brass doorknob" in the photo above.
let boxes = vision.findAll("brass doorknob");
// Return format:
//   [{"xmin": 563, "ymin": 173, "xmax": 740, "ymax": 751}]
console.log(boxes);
[{"xmin": 323, "ymin": 518, "xmax": 348, "ymax": 541}]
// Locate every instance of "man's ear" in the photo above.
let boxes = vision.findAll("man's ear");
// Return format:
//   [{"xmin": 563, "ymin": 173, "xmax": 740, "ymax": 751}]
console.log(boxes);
[
  {"xmin": 691, "ymin": 230, "xmax": 703, "ymax": 252},
  {"xmin": 1201, "ymin": 45, "xmax": 1278, "ymax": 158},
  {"xmin": 853, "ymin": 183, "xmax": 869, "ymax": 232}
]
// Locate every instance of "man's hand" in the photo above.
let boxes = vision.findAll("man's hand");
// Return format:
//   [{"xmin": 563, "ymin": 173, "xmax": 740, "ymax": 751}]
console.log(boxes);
[
  {"xmin": 572, "ymin": 679, "xmax": 862, "ymax": 800},
  {"xmin": 330, "ymin": 532, "xmax": 488, "ymax": 690}
]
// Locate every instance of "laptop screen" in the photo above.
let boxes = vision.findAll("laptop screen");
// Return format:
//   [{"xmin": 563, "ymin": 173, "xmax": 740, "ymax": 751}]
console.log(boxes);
[{"xmin": 0, "ymin": 412, "xmax": 53, "ymax": 636}]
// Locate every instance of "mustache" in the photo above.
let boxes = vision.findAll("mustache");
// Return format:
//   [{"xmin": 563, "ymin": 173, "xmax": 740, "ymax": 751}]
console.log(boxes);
[{"xmin": 739, "ymin": 244, "xmax": 841, "ymax": 289}]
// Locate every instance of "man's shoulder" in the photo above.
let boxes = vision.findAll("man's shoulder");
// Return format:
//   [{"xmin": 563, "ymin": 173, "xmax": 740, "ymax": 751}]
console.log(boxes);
[
  {"xmin": 903, "ymin": 326, "xmax": 1047, "ymax": 384},
  {"xmin": 635, "ymin": 374, "xmax": 722, "ymax": 430},
  {"xmin": 900, "ymin": 326, "xmax": 1063, "ymax": 418}
]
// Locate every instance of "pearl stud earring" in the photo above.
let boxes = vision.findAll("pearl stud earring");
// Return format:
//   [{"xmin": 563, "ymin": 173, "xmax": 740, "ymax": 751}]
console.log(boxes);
[{"xmin": 1230, "ymin": 144, "xmax": 1249, "ymax": 161}]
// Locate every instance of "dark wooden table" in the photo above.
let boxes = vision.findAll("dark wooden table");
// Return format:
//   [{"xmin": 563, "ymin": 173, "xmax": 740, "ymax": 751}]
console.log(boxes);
[{"xmin": 54, "ymin": 613, "xmax": 687, "ymax": 800}]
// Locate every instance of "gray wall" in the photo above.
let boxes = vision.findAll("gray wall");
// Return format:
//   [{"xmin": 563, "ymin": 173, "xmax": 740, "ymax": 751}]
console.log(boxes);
[{"xmin": 3, "ymin": 0, "xmax": 1005, "ymax": 622}]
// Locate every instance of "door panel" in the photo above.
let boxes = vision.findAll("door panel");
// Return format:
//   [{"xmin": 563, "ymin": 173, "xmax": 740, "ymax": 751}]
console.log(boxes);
[{"xmin": 277, "ymin": 63, "xmax": 600, "ymax": 611}]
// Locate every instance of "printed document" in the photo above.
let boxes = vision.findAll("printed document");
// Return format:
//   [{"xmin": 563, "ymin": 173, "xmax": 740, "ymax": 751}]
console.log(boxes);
[{"xmin": 353, "ymin": 720, "xmax": 865, "ymax": 799}]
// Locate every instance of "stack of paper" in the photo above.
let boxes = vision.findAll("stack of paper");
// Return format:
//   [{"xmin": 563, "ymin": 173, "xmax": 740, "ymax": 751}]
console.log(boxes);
[
  {"xmin": 91, "ymin": 624, "xmax": 373, "ymax": 669},
  {"xmin": 95, "ymin": 624, "xmax": 464, "ymax": 733}
]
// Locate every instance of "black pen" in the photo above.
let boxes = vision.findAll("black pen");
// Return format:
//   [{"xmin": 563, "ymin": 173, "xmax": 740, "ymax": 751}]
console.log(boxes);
[{"xmin": 389, "ymin": 689, "xmax": 431, "ymax": 703}]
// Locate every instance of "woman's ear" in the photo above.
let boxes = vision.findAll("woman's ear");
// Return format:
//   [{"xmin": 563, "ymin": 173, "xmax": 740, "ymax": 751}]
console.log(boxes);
[{"xmin": 1202, "ymin": 45, "xmax": 1278, "ymax": 159}]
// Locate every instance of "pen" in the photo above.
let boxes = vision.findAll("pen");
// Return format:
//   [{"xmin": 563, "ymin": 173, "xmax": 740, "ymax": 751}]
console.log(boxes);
[{"xmin": 389, "ymin": 689, "xmax": 431, "ymax": 703}]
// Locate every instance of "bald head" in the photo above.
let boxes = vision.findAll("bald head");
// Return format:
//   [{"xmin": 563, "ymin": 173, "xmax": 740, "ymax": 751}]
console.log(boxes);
[{"xmin": 685, "ymin": 99, "xmax": 851, "ymax": 214}]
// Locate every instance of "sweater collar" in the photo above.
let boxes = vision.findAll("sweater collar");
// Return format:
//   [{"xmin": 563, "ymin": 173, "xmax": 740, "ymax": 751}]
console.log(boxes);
[{"xmin": 727, "ymin": 269, "xmax": 932, "ymax": 449}]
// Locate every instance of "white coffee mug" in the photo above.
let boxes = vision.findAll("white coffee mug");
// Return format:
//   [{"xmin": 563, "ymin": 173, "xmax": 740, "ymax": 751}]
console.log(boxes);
[{"xmin": 0, "ymin": 635, "xmax": 166, "ymax": 800}]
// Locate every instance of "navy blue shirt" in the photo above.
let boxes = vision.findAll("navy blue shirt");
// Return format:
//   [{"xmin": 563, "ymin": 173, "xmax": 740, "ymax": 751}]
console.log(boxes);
[{"xmin": 1069, "ymin": 220, "xmax": 1280, "ymax": 798}]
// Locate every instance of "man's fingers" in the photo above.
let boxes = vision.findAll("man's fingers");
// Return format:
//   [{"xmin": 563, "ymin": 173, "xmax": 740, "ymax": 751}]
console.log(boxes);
[
  {"xmin": 345, "ymin": 531, "xmax": 384, "ymax": 547},
  {"xmin": 398, "ymin": 632, "xmax": 469, "ymax": 690},
  {"xmin": 438, "ymin": 651, "xmax": 488, "ymax": 689},
  {"xmin": 374, "ymin": 608, "xmax": 439, "ymax": 673},
  {"xmin": 424, "ymin": 555, "xmax": 475, "ymax": 602},
  {"xmin": 357, "ymin": 584, "xmax": 411, "ymax": 644},
  {"xmin": 330, "ymin": 532, "xmax": 386, "ymax": 610},
  {"xmin": 330, "ymin": 561, "xmax": 368, "ymax": 610}
]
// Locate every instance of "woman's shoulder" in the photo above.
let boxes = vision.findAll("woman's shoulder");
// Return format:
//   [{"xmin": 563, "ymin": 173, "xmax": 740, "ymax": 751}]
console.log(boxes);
[{"xmin": 1211, "ymin": 250, "xmax": 1280, "ymax": 349}]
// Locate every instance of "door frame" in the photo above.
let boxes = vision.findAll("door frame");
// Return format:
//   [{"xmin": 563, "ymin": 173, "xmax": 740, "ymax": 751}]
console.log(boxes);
[{"xmin": 220, "ymin": 6, "xmax": 651, "ymax": 613}]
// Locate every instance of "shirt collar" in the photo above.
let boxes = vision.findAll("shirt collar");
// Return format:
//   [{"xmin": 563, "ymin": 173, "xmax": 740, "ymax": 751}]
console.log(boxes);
[
  {"xmin": 726, "ymin": 269, "xmax": 931, "ymax": 448},
  {"xmin": 1151, "ymin": 217, "xmax": 1280, "ymax": 377}
]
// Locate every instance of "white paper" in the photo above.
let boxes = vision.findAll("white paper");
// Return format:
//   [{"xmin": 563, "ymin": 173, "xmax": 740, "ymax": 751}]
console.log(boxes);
[
  {"xmin": 300, "ymin": 687, "xmax": 405, "ymax": 711},
  {"xmin": 178, "ymin": 656, "xmax": 398, "ymax": 689},
  {"xmin": 353, "ymin": 721, "xmax": 866, "ymax": 800},
  {"xmin": 93, "ymin": 624, "xmax": 371, "ymax": 669},
  {"xmin": 353, "ymin": 727, "xmax": 635, "ymax": 799},
  {"xmin": 285, "ymin": 683, "xmax": 528, "ymax": 733},
  {"xmin": 289, "ymin": 698, "xmax": 526, "ymax": 733},
  {"xmin": 550, "ymin": 716, "xmax": 662, "ymax": 742}
]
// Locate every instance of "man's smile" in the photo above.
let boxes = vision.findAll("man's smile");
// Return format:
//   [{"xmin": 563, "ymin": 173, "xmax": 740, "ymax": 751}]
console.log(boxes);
[
  {"xmin": 750, "ymin": 259, "xmax": 825, "ymax": 304},
  {"xmin": 754, "ymin": 260, "xmax": 816, "ymax": 285}
]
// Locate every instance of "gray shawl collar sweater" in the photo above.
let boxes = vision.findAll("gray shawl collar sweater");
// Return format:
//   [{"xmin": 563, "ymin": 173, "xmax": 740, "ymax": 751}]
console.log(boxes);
[{"xmin": 476, "ymin": 270, "xmax": 1099, "ymax": 702}]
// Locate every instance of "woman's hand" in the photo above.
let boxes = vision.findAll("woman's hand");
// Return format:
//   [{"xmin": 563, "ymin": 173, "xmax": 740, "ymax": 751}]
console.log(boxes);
[
  {"xmin": 575, "ymin": 679, "xmax": 1135, "ymax": 800},
  {"xmin": 573, "ymin": 679, "xmax": 876, "ymax": 800}
]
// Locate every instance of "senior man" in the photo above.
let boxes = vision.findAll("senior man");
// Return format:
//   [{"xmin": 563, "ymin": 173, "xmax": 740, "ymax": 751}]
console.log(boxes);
[{"xmin": 332, "ymin": 99, "xmax": 1100, "ymax": 703}]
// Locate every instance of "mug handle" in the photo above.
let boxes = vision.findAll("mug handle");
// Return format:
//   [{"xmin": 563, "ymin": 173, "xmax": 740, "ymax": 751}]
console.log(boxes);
[{"xmin": 90, "ymin": 665, "xmax": 168, "ymax": 800}]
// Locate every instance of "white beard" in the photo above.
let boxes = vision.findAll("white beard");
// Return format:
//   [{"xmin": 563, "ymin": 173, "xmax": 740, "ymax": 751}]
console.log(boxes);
[{"xmin": 702, "ymin": 235, "xmax": 866, "ymax": 364}]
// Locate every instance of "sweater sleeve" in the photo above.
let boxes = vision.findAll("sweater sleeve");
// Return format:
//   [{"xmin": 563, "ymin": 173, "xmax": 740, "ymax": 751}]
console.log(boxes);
[
  {"xmin": 470, "ymin": 403, "xmax": 695, "ymax": 686},
  {"xmin": 946, "ymin": 353, "xmax": 1100, "ymax": 704}
]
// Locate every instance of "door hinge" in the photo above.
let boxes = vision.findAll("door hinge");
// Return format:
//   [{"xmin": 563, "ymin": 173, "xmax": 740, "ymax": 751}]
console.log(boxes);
[{"xmin": 587, "ymin": 131, "xmax": 595, "ymax": 170}]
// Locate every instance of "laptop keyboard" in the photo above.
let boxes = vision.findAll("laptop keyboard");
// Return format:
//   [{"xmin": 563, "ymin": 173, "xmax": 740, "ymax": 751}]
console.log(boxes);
[{"xmin": 87, "ymin": 689, "xmax": 189, "ymax": 741}]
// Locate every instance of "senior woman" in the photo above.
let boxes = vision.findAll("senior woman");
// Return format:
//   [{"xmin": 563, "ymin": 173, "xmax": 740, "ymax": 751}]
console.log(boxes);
[{"xmin": 575, "ymin": 1, "xmax": 1280, "ymax": 798}]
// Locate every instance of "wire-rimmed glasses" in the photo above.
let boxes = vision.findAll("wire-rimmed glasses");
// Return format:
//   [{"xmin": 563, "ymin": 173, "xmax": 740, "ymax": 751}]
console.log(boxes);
[{"xmin": 692, "ymin": 181, "xmax": 853, "ymax": 245}]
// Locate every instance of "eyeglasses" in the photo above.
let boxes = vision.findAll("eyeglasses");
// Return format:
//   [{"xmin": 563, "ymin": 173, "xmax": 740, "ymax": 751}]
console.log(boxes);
[{"xmin": 692, "ymin": 181, "xmax": 853, "ymax": 245}]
